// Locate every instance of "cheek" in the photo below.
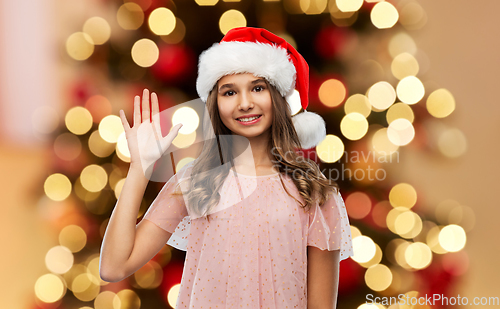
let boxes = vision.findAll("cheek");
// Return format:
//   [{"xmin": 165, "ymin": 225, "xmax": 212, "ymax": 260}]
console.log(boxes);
[
  {"xmin": 217, "ymin": 101, "xmax": 233, "ymax": 121},
  {"xmin": 259, "ymin": 95, "xmax": 273, "ymax": 114}
]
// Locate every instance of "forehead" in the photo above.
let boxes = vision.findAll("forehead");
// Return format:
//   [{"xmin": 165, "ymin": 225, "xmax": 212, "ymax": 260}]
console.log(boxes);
[{"xmin": 217, "ymin": 73, "xmax": 266, "ymax": 85}]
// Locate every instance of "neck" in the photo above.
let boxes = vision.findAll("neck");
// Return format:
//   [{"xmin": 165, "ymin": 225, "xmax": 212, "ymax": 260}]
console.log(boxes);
[{"xmin": 231, "ymin": 133, "xmax": 274, "ymax": 169}]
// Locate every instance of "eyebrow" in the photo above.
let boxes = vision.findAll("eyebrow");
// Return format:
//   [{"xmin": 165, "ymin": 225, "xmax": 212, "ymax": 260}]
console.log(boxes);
[{"xmin": 218, "ymin": 78, "xmax": 266, "ymax": 92}]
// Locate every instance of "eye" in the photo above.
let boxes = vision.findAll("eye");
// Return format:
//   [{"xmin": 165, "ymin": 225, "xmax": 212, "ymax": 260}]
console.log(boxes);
[
  {"xmin": 254, "ymin": 85, "xmax": 266, "ymax": 92},
  {"xmin": 223, "ymin": 90, "xmax": 235, "ymax": 96}
]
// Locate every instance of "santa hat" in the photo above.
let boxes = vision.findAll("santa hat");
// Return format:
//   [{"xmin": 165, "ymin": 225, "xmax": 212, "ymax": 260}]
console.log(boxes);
[{"xmin": 196, "ymin": 26, "xmax": 326, "ymax": 149}]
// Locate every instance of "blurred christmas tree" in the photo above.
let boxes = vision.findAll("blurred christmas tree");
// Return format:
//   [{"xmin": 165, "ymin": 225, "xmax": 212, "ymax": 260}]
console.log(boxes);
[{"xmin": 33, "ymin": 0, "xmax": 473, "ymax": 308}]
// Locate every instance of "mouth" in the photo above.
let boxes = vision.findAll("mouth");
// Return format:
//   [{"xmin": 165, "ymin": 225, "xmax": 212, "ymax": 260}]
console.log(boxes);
[{"xmin": 235, "ymin": 114, "xmax": 262, "ymax": 124}]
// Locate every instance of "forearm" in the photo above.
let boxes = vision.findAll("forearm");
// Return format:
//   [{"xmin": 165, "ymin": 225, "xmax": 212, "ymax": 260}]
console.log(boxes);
[{"xmin": 100, "ymin": 164, "xmax": 149, "ymax": 280}]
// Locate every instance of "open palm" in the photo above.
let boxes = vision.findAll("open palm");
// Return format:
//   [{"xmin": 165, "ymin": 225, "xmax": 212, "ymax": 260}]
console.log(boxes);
[{"xmin": 119, "ymin": 89, "xmax": 182, "ymax": 176}]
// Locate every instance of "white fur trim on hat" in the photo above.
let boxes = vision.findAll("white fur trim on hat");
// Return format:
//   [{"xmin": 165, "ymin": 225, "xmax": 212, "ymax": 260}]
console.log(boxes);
[
  {"xmin": 196, "ymin": 41, "xmax": 296, "ymax": 102},
  {"xmin": 292, "ymin": 110, "xmax": 327, "ymax": 149}
]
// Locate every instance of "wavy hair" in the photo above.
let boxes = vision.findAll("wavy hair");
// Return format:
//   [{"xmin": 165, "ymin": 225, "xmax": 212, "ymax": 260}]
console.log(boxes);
[{"xmin": 171, "ymin": 79, "xmax": 339, "ymax": 222}]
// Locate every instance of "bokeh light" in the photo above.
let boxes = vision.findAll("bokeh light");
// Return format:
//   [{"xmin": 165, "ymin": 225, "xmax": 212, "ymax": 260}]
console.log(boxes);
[
  {"xmin": 83, "ymin": 17, "xmax": 111, "ymax": 45},
  {"xmin": 88, "ymin": 130, "xmax": 115, "ymax": 158},
  {"xmin": 350, "ymin": 225, "xmax": 362, "ymax": 239},
  {"xmin": 44, "ymin": 173, "xmax": 72, "ymax": 201},
  {"xmin": 344, "ymin": 94, "xmax": 371, "ymax": 117},
  {"xmin": 300, "ymin": 0, "xmax": 328, "ymax": 15},
  {"xmin": 438, "ymin": 128, "xmax": 467, "ymax": 158},
  {"xmin": 318, "ymin": 79, "xmax": 346, "ymax": 107},
  {"xmin": 116, "ymin": 132, "xmax": 131, "ymax": 162},
  {"xmin": 389, "ymin": 183, "xmax": 417, "ymax": 208},
  {"xmin": 117, "ymin": 3, "xmax": 144, "ymax": 30},
  {"xmin": 114, "ymin": 289, "xmax": 140, "ymax": 308},
  {"xmin": 370, "ymin": 1, "xmax": 398, "ymax": 29},
  {"xmin": 439, "ymin": 224, "xmax": 466, "ymax": 252},
  {"xmin": 387, "ymin": 118, "xmax": 415, "ymax": 146},
  {"xmin": 345, "ymin": 192, "xmax": 372, "ymax": 219},
  {"xmin": 336, "ymin": 0, "xmax": 363, "ymax": 12},
  {"xmin": 329, "ymin": 0, "xmax": 358, "ymax": 27},
  {"xmin": 65, "ymin": 107, "xmax": 93, "ymax": 135},
  {"xmin": 134, "ymin": 261, "xmax": 163, "ymax": 289},
  {"xmin": 370, "ymin": 128, "xmax": 399, "ymax": 158},
  {"xmin": 195, "ymin": 0, "xmax": 218, "ymax": 5},
  {"xmin": 427, "ymin": 88, "xmax": 456, "ymax": 118},
  {"xmin": 66, "ymin": 32, "xmax": 94, "ymax": 61},
  {"xmin": 35, "ymin": 274, "xmax": 66, "ymax": 303},
  {"xmin": 72, "ymin": 272, "xmax": 100, "ymax": 301},
  {"xmin": 168, "ymin": 284, "xmax": 181, "ymax": 308},
  {"xmin": 359, "ymin": 243, "xmax": 382, "ymax": 268},
  {"xmin": 365, "ymin": 264, "xmax": 392, "ymax": 291},
  {"xmin": 395, "ymin": 210, "xmax": 422, "ymax": 239},
  {"xmin": 45, "ymin": 246, "xmax": 74, "ymax": 274},
  {"xmin": 99, "ymin": 115, "xmax": 124, "ymax": 143},
  {"xmin": 149, "ymin": 8, "xmax": 176, "ymax": 36},
  {"xmin": 340, "ymin": 112, "xmax": 369, "ymax": 140},
  {"xmin": 59, "ymin": 225, "xmax": 87, "ymax": 253},
  {"xmin": 316, "ymin": 134, "xmax": 345, "ymax": 163},
  {"xmin": 367, "ymin": 81, "xmax": 396, "ymax": 111},
  {"xmin": 396, "ymin": 76, "xmax": 425, "ymax": 104},
  {"xmin": 386, "ymin": 207, "xmax": 408, "ymax": 235},
  {"xmin": 386, "ymin": 102, "xmax": 414, "ymax": 124},
  {"xmin": 391, "ymin": 52, "xmax": 419, "ymax": 80},
  {"xmin": 427, "ymin": 225, "xmax": 448, "ymax": 254},
  {"xmin": 94, "ymin": 291, "xmax": 118, "ymax": 308},
  {"xmin": 405, "ymin": 242, "xmax": 432, "ymax": 269},
  {"xmin": 352, "ymin": 236, "xmax": 376, "ymax": 263},
  {"xmin": 388, "ymin": 32, "xmax": 417, "ymax": 58},
  {"xmin": 172, "ymin": 107, "xmax": 199, "ymax": 135},
  {"xmin": 172, "ymin": 131, "xmax": 197, "ymax": 149},
  {"xmin": 131, "ymin": 39, "xmax": 159, "ymax": 67},
  {"xmin": 80, "ymin": 165, "xmax": 108, "ymax": 192},
  {"xmin": 399, "ymin": 1, "xmax": 427, "ymax": 30},
  {"xmin": 219, "ymin": 10, "xmax": 246, "ymax": 35}
]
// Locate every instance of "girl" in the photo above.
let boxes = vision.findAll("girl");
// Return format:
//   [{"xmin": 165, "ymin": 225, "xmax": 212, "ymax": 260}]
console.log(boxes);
[{"xmin": 100, "ymin": 27, "xmax": 353, "ymax": 308}]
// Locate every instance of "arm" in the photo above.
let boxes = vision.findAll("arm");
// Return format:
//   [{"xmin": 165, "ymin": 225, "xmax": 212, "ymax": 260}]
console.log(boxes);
[
  {"xmin": 307, "ymin": 247, "xmax": 340, "ymax": 309},
  {"xmin": 99, "ymin": 89, "xmax": 182, "ymax": 282},
  {"xmin": 99, "ymin": 164, "xmax": 173, "ymax": 282}
]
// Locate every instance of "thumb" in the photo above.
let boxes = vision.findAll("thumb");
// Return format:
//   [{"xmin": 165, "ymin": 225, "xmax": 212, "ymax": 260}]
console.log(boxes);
[{"xmin": 160, "ymin": 123, "xmax": 183, "ymax": 151}]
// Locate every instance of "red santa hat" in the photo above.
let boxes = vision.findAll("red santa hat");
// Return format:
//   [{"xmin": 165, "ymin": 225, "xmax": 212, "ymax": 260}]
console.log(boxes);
[{"xmin": 196, "ymin": 26, "xmax": 326, "ymax": 149}]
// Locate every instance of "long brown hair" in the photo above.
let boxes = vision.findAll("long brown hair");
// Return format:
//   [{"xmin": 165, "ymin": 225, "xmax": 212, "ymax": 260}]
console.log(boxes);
[{"xmin": 172, "ymin": 79, "xmax": 339, "ymax": 221}]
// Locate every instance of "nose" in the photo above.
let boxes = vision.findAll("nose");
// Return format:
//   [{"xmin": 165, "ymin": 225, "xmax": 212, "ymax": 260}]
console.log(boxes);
[{"xmin": 238, "ymin": 90, "xmax": 254, "ymax": 110}]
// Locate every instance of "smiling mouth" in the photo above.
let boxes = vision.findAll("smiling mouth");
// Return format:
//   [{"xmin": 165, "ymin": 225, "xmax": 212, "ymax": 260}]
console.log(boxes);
[{"xmin": 236, "ymin": 115, "xmax": 262, "ymax": 122}]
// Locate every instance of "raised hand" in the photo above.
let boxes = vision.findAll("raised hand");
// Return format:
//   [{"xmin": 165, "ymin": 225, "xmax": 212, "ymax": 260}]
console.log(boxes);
[{"xmin": 119, "ymin": 89, "xmax": 183, "ymax": 177}]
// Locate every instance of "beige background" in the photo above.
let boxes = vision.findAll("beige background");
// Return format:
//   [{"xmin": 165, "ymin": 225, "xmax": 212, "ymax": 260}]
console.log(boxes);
[{"xmin": 0, "ymin": 0, "xmax": 498, "ymax": 307}]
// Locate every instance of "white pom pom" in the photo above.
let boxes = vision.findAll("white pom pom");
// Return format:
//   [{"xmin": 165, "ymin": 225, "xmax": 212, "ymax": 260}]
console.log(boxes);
[{"xmin": 292, "ymin": 110, "xmax": 327, "ymax": 149}]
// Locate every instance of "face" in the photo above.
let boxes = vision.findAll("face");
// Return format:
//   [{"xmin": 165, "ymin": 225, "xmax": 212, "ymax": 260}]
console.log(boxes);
[{"xmin": 217, "ymin": 73, "xmax": 273, "ymax": 140}]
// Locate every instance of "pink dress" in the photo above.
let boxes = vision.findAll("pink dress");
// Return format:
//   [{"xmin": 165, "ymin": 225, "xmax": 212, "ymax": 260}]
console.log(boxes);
[{"xmin": 142, "ymin": 161, "xmax": 353, "ymax": 308}]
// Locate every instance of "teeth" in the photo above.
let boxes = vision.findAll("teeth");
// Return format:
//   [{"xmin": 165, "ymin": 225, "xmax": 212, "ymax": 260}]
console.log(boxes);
[{"xmin": 238, "ymin": 115, "xmax": 260, "ymax": 122}]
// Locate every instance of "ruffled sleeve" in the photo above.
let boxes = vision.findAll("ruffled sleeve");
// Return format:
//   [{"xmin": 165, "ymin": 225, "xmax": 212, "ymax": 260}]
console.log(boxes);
[
  {"xmin": 307, "ymin": 188, "xmax": 354, "ymax": 261},
  {"xmin": 142, "ymin": 161, "xmax": 194, "ymax": 251}
]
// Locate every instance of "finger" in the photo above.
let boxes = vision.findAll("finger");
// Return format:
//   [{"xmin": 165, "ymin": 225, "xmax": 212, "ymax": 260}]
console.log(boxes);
[
  {"xmin": 151, "ymin": 92, "xmax": 160, "ymax": 118},
  {"xmin": 142, "ymin": 88, "xmax": 150, "ymax": 122},
  {"xmin": 160, "ymin": 123, "xmax": 183, "ymax": 150},
  {"xmin": 133, "ymin": 95, "xmax": 141, "ymax": 127},
  {"xmin": 119, "ymin": 110, "xmax": 131, "ymax": 130}
]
